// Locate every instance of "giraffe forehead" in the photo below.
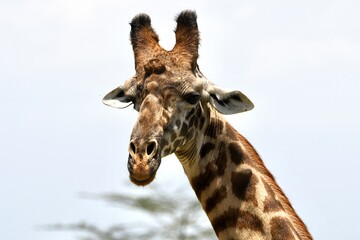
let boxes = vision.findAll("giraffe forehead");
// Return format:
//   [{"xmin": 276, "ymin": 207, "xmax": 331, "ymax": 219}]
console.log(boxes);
[
  {"xmin": 143, "ymin": 74, "xmax": 201, "ymax": 96},
  {"xmin": 138, "ymin": 53, "xmax": 202, "ymax": 88},
  {"xmin": 138, "ymin": 51, "xmax": 192, "ymax": 77}
]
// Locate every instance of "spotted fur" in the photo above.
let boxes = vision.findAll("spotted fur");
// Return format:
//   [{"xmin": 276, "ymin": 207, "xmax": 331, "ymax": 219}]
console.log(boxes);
[{"xmin": 103, "ymin": 10, "xmax": 312, "ymax": 240}]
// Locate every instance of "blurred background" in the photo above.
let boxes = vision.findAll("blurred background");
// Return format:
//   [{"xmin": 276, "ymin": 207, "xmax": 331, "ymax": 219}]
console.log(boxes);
[{"xmin": 1, "ymin": 0, "xmax": 359, "ymax": 239}]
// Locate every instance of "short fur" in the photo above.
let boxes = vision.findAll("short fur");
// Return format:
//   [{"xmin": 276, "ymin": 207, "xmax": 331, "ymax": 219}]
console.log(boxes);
[{"xmin": 103, "ymin": 10, "xmax": 312, "ymax": 240}]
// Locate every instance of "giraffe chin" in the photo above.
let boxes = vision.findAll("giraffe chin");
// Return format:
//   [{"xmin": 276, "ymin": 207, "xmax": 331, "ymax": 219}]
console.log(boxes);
[
  {"xmin": 129, "ymin": 174, "xmax": 156, "ymax": 186},
  {"xmin": 128, "ymin": 157, "xmax": 161, "ymax": 186}
]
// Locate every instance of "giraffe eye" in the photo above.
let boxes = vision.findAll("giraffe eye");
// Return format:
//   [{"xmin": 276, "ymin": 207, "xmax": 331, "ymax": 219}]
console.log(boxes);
[{"xmin": 184, "ymin": 92, "xmax": 201, "ymax": 105}]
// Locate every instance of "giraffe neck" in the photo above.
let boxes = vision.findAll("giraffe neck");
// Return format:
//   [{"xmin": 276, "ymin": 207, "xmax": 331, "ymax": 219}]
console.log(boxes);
[{"xmin": 175, "ymin": 111, "xmax": 312, "ymax": 240}]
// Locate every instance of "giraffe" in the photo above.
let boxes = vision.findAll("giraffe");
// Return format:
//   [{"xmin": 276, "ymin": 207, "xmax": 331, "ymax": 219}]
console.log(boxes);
[{"xmin": 103, "ymin": 10, "xmax": 312, "ymax": 240}]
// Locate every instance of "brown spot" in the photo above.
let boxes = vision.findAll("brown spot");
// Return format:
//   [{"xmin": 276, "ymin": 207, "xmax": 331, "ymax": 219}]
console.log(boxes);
[
  {"xmin": 205, "ymin": 186, "xmax": 227, "ymax": 212},
  {"xmin": 264, "ymin": 197, "xmax": 284, "ymax": 213},
  {"xmin": 196, "ymin": 105, "xmax": 202, "ymax": 118},
  {"xmin": 194, "ymin": 116, "xmax": 199, "ymax": 128},
  {"xmin": 180, "ymin": 123, "xmax": 188, "ymax": 136},
  {"xmin": 200, "ymin": 142, "xmax": 215, "ymax": 158},
  {"xmin": 262, "ymin": 178, "xmax": 275, "ymax": 197},
  {"xmin": 191, "ymin": 142, "xmax": 227, "ymax": 200},
  {"xmin": 194, "ymin": 106, "xmax": 203, "ymax": 129},
  {"xmin": 226, "ymin": 122, "xmax": 239, "ymax": 141},
  {"xmin": 237, "ymin": 210, "xmax": 264, "ymax": 233},
  {"xmin": 211, "ymin": 207, "xmax": 239, "ymax": 234},
  {"xmin": 262, "ymin": 178, "xmax": 284, "ymax": 213},
  {"xmin": 163, "ymin": 147, "xmax": 171, "ymax": 156},
  {"xmin": 205, "ymin": 119, "xmax": 223, "ymax": 138},
  {"xmin": 161, "ymin": 138, "xmax": 169, "ymax": 148},
  {"xmin": 211, "ymin": 207, "xmax": 264, "ymax": 235},
  {"xmin": 170, "ymin": 132, "xmax": 177, "ymax": 142},
  {"xmin": 175, "ymin": 120, "xmax": 181, "ymax": 128},
  {"xmin": 191, "ymin": 163, "xmax": 217, "ymax": 199},
  {"xmin": 228, "ymin": 143, "xmax": 244, "ymax": 165},
  {"xmin": 199, "ymin": 116, "xmax": 205, "ymax": 129},
  {"xmin": 138, "ymin": 116, "xmax": 147, "ymax": 126},
  {"xmin": 186, "ymin": 129, "xmax": 194, "ymax": 139},
  {"xmin": 270, "ymin": 217, "xmax": 296, "ymax": 240},
  {"xmin": 215, "ymin": 141, "xmax": 227, "ymax": 176},
  {"xmin": 188, "ymin": 115, "xmax": 195, "ymax": 127},
  {"xmin": 231, "ymin": 169, "xmax": 258, "ymax": 207},
  {"xmin": 186, "ymin": 108, "xmax": 195, "ymax": 119},
  {"xmin": 173, "ymin": 139, "xmax": 181, "ymax": 149}
]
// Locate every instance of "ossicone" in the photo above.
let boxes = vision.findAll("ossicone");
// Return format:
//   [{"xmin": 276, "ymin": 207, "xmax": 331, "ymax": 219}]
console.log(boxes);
[
  {"xmin": 130, "ymin": 13, "xmax": 162, "ymax": 70},
  {"xmin": 173, "ymin": 10, "xmax": 200, "ymax": 70}
]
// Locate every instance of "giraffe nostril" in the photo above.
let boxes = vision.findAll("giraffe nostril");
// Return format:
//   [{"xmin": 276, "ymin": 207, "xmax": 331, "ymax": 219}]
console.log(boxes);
[
  {"xmin": 147, "ymin": 141, "xmax": 156, "ymax": 156},
  {"xmin": 130, "ymin": 142, "xmax": 136, "ymax": 154}
]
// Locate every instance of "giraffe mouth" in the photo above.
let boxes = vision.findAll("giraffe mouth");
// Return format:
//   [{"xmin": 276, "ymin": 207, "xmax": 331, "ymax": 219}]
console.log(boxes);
[
  {"xmin": 128, "ymin": 155, "xmax": 161, "ymax": 186},
  {"xmin": 130, "ymin": 174, "xmax": 156, "ymax": 186}
]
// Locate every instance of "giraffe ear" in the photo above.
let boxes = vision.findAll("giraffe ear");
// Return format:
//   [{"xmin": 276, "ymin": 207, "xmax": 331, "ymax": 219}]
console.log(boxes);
[
  {"xmin": 206, "ymin": 85, "xmax": 254, "ymax": 114},
  {"xmin": 173, "ymin": 10, "xmax": 199, "ymax": 70},
  {"xmin": 102, "ymin": 86, "xmax": 133, "ymax": 109},
  {"xmin": 103, "ymin": 79, "xmax": 138, "ymax": 110}
]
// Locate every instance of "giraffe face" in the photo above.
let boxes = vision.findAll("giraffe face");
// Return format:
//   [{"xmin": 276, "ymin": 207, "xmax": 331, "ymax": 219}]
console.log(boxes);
[
  {"xmin": 104, "ymin": 69, "xmax": 253, "ymax": 186},
  {"xmin": 106, "ymin": 63, "xmax": 205, "ymax": 186},
  {"xmin": 103, "ymin": 11, "xmax": 254, "ymax": 186}
]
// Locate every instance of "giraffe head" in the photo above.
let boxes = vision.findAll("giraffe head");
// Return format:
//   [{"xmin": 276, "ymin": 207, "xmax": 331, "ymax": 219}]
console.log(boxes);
[{"xmin": 103, "ymin": 10, "xmax": 254, "ymax": 186}]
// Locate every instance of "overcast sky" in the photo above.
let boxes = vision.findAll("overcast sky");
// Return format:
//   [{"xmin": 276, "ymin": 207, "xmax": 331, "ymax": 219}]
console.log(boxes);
[{"xmin": 1, "ymin": 0, "xmax": 359, "ymax": 239}]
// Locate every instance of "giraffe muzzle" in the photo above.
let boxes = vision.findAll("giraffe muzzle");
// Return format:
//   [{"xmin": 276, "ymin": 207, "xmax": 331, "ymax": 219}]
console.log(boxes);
[{"xmin": 127, "ymin": 139, "xmax": 161, "ymax": 186}]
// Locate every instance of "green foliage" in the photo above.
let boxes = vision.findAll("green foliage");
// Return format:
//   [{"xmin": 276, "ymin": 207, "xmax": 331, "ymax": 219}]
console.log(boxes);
[{"xmin": 44, "ymin": 186, "xmax": 216, "ymax": 240}]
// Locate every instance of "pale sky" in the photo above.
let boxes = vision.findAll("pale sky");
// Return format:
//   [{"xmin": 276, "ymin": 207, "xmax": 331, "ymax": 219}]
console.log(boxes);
[{"xmin": 1, "ymin": 1, "xmax": 360, "ymax": 239}]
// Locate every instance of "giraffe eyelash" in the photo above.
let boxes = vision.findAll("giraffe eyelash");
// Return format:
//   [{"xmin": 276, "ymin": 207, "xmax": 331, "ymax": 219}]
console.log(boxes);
[{"xmin": 184, "ymin": 92, "xmax": 201, "ymax": 104}]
